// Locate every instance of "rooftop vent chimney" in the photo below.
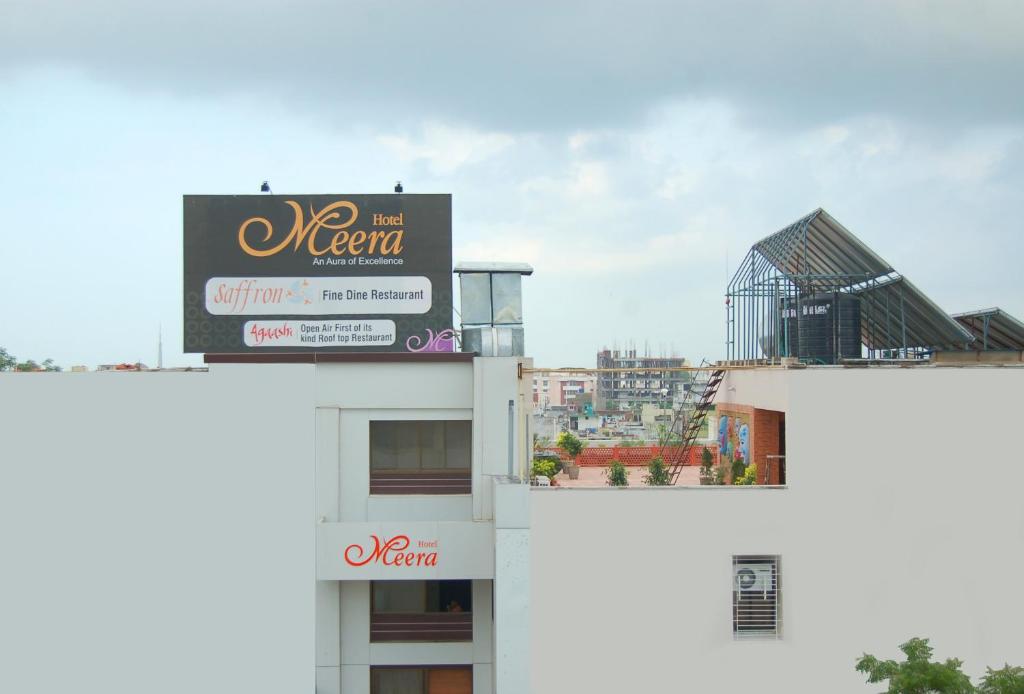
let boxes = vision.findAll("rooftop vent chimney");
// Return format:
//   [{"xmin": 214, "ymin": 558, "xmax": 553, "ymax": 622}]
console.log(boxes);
[{"xmin": 454, "ymin": 262, "xmax": 533, "ymax": 356}]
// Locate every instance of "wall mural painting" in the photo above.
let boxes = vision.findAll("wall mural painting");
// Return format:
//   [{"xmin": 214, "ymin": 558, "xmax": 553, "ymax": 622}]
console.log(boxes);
[{"xmin": 718, "ymin": 413, "xmax": 750, "ymax": 467}]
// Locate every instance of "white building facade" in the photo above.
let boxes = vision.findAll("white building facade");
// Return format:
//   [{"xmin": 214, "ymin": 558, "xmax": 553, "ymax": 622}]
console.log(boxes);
[
  {"xmin": 1, "ymin": 362, "xmax": 1022, "ymax": 693},
  {"xmin": 305, "ymin": 353, "xmax": 529, "ymax": 694},
  {"xmin": 0, "ymin": 353, "xmax": 531, "ymax": 694},
  {"xmin": 528, "ymin": 365, "xmax": 1024, "ymax": 693}
]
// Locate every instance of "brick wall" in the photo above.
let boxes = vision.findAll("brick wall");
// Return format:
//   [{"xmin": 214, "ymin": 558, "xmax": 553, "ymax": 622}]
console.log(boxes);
[
  {"xmin": 716, "ymin": 403, "xmax": 785, "ymax": 484},
  {"xmin": 752, "ymin": 408, "xmax": 783, "ymax": 485},
  {"xmin": 539, "ymin": 445, "xmax": 719, "ymax": 467}
]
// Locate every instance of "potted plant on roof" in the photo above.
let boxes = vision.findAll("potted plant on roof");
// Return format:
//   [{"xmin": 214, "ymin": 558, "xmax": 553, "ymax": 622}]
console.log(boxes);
[
  {"xmin": 643, "ymin": 456, "xmax": 671, "ymax": 486},
  {"xmin": 699, "ymin": 446, "xmax": 717, "ymax": 485},
  {"xmin": 530, "ymin": 458, "xmax": 558, "ymax": 486},
  {"xmin": 556, "ymin": 431, "xmax": 584, "ymax": 480},
  {"xmin": 605, "ymin": 459, "xmax": 628, "ymax": 487}
]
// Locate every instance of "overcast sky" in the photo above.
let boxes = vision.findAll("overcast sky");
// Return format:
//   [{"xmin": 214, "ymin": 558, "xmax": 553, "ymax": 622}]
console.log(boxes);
[{"xmin": 2, "ymin": 0, "xmax": 1022, "ymax": 368}]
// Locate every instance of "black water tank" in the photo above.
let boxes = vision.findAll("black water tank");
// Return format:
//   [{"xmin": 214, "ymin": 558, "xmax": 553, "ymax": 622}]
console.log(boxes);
[{"xmin": 780, "ymin": 292, "xmax": 861, "ymax": 364}]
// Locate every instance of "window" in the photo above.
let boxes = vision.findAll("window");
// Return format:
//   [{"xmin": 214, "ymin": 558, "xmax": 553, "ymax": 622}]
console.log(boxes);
[
  {"xmin": 371, "ymin": 667, "xmax": 472, "ymax": 694},
  {"xmin": 732, "ymin": 555, "xmax": 780, "ymax": 638},
  {"xmin": 371, "ymin": 580, "xmax": 473, "ymax": 642},
  {"xmin": 370, "ymin": 421, "xmax": 471, "ymax": 494}
]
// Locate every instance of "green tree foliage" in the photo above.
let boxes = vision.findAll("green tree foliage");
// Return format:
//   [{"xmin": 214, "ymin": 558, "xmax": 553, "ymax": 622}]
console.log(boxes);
[
  {"xmin": 857, "ymin": 639, "xmax": 1024, "ymax": 693},
  {"xmin": 714, "ymin": 465, "xmax": 726, "ymax": 485},
  {"xmin": 0, "ymin": 347, "xmax": 16, "ymax": 371},
  {"xmin": 531, "ymin": 459, "xmax": 558, "ymax": 481},
  {"xmin": 978, "ymin": 665, "xmax": 1024, "ymax": 694},
  {"xmin": 730, "ymin": 455, "xmax": 747, "ymax": 484},
  {"xmin": 856, "ymin": 638, "xmax": 975, "ymax": 694},
  {"xmin": 605, "ymin": 459, "xmax": 628, "ymax": 487},
  {"xmin": 556, "ymin": 431, "xmax": 584, "ymax": 460},
  {"xmin": 701, "ymin": 446, "xmax": 714, "ymax": 467},
  {"xmin": 643, "ymin": 457, "xmax": 671, "ymax": 486},
  {"xmin": 699, "ymin": 446, "xmax": 719, "ymax": 484},
  {"xmin": 533, "ymin": 453, "xmax": 562, "ymax": 476},
  {"xmin": 734, "ymin": 463, "xmax": 758, "ymax": 485},
  {"xmin": 1, "ymin": 348, "xmax": 61, "ymax": 372}
]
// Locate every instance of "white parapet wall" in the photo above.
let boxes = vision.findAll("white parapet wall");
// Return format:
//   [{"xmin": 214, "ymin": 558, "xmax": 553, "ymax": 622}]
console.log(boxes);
[
  {"xmin": 529, "ymin": 366, "xmax": 1024, "ymax": 694},
  {"xmin": 10, "ymin": 359, "xmax": 1010, "ymax": 692},
  {"xmin": 0, "ymin": 365, "xmax": 318, "ymax": 694},
  {"xmin": 0, "ymin": 355, "xmax": 527, "ymax": 694}
]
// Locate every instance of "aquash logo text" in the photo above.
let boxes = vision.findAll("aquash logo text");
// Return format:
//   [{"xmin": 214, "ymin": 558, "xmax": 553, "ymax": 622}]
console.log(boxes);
[
  {"xmin": 248, "ymin": 322, "xmax": 293, "ymax": 346},
  {"xmin": 343, "ymin": 534, "xmax": 439, "ymax": 568},
  {"xmin": 238, "ymin": 201, "xmax": 404, "ymax": 258}
]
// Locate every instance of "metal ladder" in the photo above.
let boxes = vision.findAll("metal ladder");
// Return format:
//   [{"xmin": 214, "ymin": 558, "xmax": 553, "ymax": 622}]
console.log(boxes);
[{"xmin": 659, "ymin": 360, "xmax": 725, "ymax": 484}]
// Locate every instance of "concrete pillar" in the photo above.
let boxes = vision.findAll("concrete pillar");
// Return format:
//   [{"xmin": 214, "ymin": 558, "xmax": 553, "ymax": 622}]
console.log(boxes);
[
  {"xmin": 316, "ymin": 409, "xmax": 342, "ymax": 693},
  {"xmin": 472, "ymin": 580, "xmax": 495, "ymax": 694},
  {"xmin": 339, "ymin": 581, "xmax": 371, "ymax": 693},
  {"xmin": 493, "ymin": 479, "xmax": 530, "ymax": 694},
  {"xmin": 315, "ymin": 581, "xmax": 341, "ymax": 693}
]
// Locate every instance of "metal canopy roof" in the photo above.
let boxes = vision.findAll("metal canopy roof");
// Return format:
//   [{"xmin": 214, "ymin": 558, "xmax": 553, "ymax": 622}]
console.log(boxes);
[
  {"xmin": 951, "ymin": 308, "xmax": 1024, "ymax": 351},
  {"xmin": 856, "ymin": 277, "xmax": 975, "ymax": 352},
  {"xmin": 737, "ymin": 208, "xmax": 977, "ymax": 353},
  {"xmin": 753, "ymin": 208, "xmax": 893, "ymax": 283}
]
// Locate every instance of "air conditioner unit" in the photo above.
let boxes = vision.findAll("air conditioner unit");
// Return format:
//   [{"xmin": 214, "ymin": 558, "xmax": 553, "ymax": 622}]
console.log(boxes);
[{"xmin": 734, "ymin": 563, "xmax": 774, "ymax": 595}]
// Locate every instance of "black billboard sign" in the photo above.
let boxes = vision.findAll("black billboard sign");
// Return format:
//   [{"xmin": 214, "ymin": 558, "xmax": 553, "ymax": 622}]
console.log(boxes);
[{"xmin": 183, "ymin": 194, "xmax": 453, "ymax": 353}]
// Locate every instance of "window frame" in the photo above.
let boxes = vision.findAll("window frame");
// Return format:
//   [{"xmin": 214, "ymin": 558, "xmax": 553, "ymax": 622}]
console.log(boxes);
[
  {"xmin": 369, "ymin": 580, "xmax": 474, "ymax": 643},
  {"xmin": 369, "ymin": 419, "xmax": 472, "ymax": 495},
  {"xmin": 370, "ymin": 665, "xmax": 474, "ymax": 694},
  {"xmin": 731, "ymin": 555, "xmax": 781, "ymax": 639}
]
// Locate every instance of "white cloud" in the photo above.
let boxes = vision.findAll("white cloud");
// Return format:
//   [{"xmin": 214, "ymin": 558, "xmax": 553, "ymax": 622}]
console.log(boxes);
[
  {"xmin": 792, "ymin": 116, "xmax": 1023, "ymax": 187},
  {"xmin": 377, "ymin": 123, "xmax": 515, "ymax": 175},
  {"xmin": 520, "ymin": 160, "xmax": 612, "ymax": 199},
  {"xmin": 456, "ymin": 222, "xmax": 720, "ymax": 278},
  {"xmin": 2, "ymin": 70, "xmax": 1022, "ymax": 370},
  {"xmin": 822, "ymin": 125, "xmax": 851, "ymax": 147},
  {"xmin": 656, "ymin": 168, "xmax": 700, "ymax": 199}
]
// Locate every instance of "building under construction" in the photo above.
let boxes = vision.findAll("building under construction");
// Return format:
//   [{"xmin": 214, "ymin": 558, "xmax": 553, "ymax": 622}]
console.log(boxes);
[{"xmin": 595, "ymin": 349, "xmax": 690, "ymax": 411}]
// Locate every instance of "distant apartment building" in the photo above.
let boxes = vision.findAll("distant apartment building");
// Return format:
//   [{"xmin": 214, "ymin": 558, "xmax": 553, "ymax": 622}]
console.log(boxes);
[
  {"xmin": 531, "ymin": 373, "xmax": 595, "ymax": 411},
  {"xmin": 595, "ymin": 349, "xmax": 690, "ymax": 411}
]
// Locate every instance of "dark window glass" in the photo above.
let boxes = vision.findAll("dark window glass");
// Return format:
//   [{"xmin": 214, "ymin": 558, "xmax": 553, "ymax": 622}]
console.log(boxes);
[
  {"xmin": 370, "ymin": 421, "xmax": 471, "ymax": 471},
  {"xmin": 369, "ymin": 421, "xmax": 471, "ymax": 494},
  {"xmin": 371, "ymin": 667, "xmax": 472, "ymax": 694},
  {"xmin": 370, "ymin": 581, "xmax": 473, "ymax": 643}
]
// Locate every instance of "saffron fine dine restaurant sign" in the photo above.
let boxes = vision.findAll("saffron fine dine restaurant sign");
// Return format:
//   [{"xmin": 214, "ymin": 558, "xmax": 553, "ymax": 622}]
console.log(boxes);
[{"xmin": 183, "ymin": 194, "xmax": 453, "ymax": 353}]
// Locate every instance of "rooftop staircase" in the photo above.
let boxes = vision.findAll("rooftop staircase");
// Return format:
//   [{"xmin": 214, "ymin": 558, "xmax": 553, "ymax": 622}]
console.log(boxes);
[{"xmin": 659, "ymin": 360, "xmax": 726, "ymax": 484}]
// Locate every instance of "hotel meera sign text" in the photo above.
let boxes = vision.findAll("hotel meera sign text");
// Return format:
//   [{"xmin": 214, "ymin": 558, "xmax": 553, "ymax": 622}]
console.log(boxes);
[
  {"xmin": 238, "ymin": 200, "xmax": 406, "ymax": 260},
  {"xmin": 316, "ymin": 521, "xmax": 493, "ymax": 580},
  {"xmin": 183, "ymin": 194, "xmax": 452, "ymax": 354},
  {"xmin": 344, "ymin": 534, "xmax": 439, "ymax": 568}
]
